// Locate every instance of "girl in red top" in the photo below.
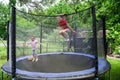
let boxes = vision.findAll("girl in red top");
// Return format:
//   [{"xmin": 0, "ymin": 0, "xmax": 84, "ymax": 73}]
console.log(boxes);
[{"xmin": 57, "ymin": 14, "xmax": 75, "ymax": 40}]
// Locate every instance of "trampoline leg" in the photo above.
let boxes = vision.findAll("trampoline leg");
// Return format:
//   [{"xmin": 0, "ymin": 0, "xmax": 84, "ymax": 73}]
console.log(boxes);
[
  {"xmin": 7, "ymin": 75, "xmax": 10, "ymax": 78},
  {"xmin": 95, "ymin": 78, "xmax": 99, "ymax": 80},
  {"xmin": 12, "ymin": 78, "xmax": 16, "ymax": 80},
  {"xmin": 1, "ymin": 71, "xmax": 3, "ymax": 80},
  {"xmin": 109, "ymin": 70, "xmax": 111, "ymax": 80}
]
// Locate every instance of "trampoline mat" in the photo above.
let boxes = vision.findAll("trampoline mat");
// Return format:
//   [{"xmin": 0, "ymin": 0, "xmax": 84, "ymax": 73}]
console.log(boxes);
[{"xmin": 16, "ymin": 53, "xmax": 94, "ymax": 73}]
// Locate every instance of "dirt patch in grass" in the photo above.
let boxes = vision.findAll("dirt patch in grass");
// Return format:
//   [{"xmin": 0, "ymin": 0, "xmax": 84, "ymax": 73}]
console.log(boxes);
[{"xmin": 107, "ymin": 54, "xmax": 120, "ymax": 60}]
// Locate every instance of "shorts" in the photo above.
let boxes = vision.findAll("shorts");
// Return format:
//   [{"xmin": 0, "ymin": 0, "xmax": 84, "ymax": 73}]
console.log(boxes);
[{"xmin": 32, "ymin": 50, "xmax": 37, "ymax": 57}]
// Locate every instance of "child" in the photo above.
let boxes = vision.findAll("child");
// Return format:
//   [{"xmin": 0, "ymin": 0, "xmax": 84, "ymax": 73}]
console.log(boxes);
[
  {"xmin": 28, "ymin": 36, "xmax": 38, "ymax": 62},
  {"xmin": 57, "ymin": 14, "xmax": 75, "ymax": 41}
]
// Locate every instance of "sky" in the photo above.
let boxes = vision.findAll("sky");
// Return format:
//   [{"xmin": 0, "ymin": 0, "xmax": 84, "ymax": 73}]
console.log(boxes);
[
  {"xmin": 0, "ymin": 0, "xmax": 60, "ymax": 12},
  {"xmin": 0, "ymin": 0, "xmax": 59, "ymax": 4},
  {"xmin": 0, "ymin": 0, "xmax": 9, "ymax": 4}
]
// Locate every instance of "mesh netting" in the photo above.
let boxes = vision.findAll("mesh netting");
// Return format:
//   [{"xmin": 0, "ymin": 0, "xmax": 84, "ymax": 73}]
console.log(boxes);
[
  {"xmin": 15, "ymin": 7, "xmax": 102, "ymax": 57},
  {"xmin": 96, "ymin": 19, "xmax": 106, "ymax": 58},
  {"xmin": 16, "ymin": 12, "xmax": 65, "ymax": 56}
]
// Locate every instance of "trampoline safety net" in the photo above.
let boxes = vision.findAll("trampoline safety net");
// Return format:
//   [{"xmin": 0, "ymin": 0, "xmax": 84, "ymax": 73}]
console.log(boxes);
[{"xmin": 4, "ymin": 6, "xmax": 109, "ymax": 80}]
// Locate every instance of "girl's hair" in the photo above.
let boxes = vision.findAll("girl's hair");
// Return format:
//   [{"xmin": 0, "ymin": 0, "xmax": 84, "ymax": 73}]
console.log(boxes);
[
  {"xmin": 58, "ymin": 14, "xmax": 67, "ymax": 18},
  {"xmin": 31, "ymin": 35, "xmax": 35, "ymax": 39}
]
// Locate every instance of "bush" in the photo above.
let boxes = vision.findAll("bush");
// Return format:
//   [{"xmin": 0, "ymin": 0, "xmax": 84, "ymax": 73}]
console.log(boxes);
[{"xmin": 107, "ymin": 23, "xmax": 120, "ymax": 54}]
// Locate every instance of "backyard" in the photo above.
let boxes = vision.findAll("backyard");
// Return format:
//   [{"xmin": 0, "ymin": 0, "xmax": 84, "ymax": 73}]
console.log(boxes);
[{"xmin": 0, "ymin": 0, "xmax": 120, "ymax": 80}]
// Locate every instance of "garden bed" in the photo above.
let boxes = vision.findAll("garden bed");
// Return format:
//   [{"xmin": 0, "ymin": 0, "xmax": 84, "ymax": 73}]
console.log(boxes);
[{"xmin": 107, "ymin": 54, "xmax": 120, "ymax": 60}]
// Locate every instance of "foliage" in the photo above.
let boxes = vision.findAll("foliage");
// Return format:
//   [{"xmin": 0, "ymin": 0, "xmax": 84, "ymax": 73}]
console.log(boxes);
[
  {"xmin": 96, "ymin": 0, "xmax": 120, "ymax": 54},
  {"xmin": 0, "ymin": 0, "xmax": 16, "ymax": 40},
  {"xmin": 0, "ymin": 3, "xmax": 10, "ymax": 39},
  {"xmin": 107, "ymin": 23, "xmax": 120, "ymax": 53},
  {"xmin": 44, "ymin": 0, "xmax": 73, "ymax": 15},
  {"xmin": 43, "ymin": 0, "xmax": 93, "ymax": 15},
  {"xmin": 16, "ymin": 13, "xmax": 36, "ymax": 28},
  {"xmin": 9, "ymin": 0, "xmax": 16, "ymax": 6},
  {"xmin": 17, "ymin": 0, "xmax": 57, "ymax": 13}
]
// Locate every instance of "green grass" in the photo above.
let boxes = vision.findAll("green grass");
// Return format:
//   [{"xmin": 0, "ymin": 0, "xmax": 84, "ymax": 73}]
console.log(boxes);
[
  {"xmin": 0, "ymin": 59, "xmax": 11, "ymax": 80},
  {"xmin": 107, "ymin": 58, "xmax": 120, "ymax": 80},
  {"xmin": 99, "ymin": 58, "xmax": 120, "ymax": 80},
  {"xmin": 0, "ymin": 47, "xmax": 7, "ymax": 59}
]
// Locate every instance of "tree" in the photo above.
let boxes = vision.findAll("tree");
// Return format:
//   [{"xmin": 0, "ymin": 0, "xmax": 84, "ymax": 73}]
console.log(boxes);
[
  {"xmin": 0, "ymin": 0, "xmax": 16, "ymax": 39},
  {"xmin": 17, "ymin": 0, "xmax": 57, "ymax": 13},
  {"xmin": 9, "ymin": 0, "xmax": 16, "ymax": 6},
  {"xmin": 0, "ymin": 3, "xmax": 10, "ymax": 39},
  {"xmin": 96, "ymin": 0, "xmax": 120, "ymax": 54}
]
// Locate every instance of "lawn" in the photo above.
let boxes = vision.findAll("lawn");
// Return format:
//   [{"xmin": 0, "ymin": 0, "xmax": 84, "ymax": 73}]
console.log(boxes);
[
  {"xmin": 106, "ymin": 58, "xmax": 120, "ymax": 80},
  {"xmin": 0, "ymin": 57, "xmax": 120, "ymax": 80},
  {"xmin": 0, "ymin": 59, "xmax": 11, "ymax": 80},
  {"xmin": 99, "ymin": 58, "xmax": 120, "ymax": 80}
]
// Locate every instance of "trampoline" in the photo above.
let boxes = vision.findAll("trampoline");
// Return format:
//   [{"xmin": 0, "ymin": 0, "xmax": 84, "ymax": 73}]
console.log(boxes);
[
  {"xmin": 2, "ymin": 52, "xmax": 110, "ymax": 80},
  {"xmin": 1, "ymin": 5, "xmax": 111, "ymax": 80}
]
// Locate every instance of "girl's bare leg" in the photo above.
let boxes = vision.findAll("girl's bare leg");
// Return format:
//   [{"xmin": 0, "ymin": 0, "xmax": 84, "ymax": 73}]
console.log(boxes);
[
  {"xmin": 32, "ymin": 50, "xmax": 38, "ymax": 62},
  {"xmin": 59, "ymin": 29, "xmax": 69, "ymax": 39}
]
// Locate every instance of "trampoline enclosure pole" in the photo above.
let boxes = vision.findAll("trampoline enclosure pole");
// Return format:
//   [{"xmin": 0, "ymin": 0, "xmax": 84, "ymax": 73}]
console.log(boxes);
[
  {"xmin": 40, "ymin": 23, "xmax": 42, "ymax": 53},
  {"xmin": 1, "ymin": 71, "xmax": 3, "ymax": 80},
  {"xmin": 102, "ymin": 17, "xmax": 107, "ymax": 58},
  {"xmin": 7, "ymin": 21, "xmax": 9, "ymax": 61},
  {"xmin": 92, "ymin": 5, "xmax": 98, "ymax": 79},
  {"xmin": 11, "ymin": 6, "xmax": 16, "ymax": 80}
]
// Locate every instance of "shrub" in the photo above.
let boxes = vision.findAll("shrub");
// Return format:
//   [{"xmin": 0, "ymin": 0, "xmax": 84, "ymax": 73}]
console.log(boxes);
[{"xmin": 107, "ymin": 23, "xmax": 120, "ymax": 54}]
